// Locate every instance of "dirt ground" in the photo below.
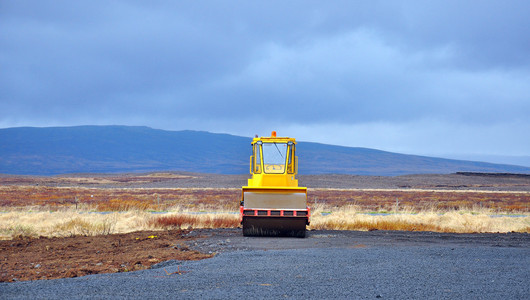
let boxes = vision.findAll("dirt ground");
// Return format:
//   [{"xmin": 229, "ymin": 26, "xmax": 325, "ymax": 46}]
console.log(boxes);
[
  {"xmin": 0, "ymin": 229, "xmax": 212, "ymax": 282},
  {"xmin": 3, "ymin": 228, "xmax": 528, "ymax": 283},
  {"xmin": 3, "ymin": 229, "xmax": 528, "ymax": 299}
]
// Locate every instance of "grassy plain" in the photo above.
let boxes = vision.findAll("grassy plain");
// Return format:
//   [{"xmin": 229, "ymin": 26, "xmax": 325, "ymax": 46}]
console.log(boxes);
[{"xmin": 1, "ymin": 183, "xmax": 528, "ymax": 239}]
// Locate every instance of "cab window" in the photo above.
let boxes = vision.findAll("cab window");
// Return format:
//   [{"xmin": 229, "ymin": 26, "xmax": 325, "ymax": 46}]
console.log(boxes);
[{"xmin": 262, "ymin": 142, "xmax": 287, "ymax": 174}]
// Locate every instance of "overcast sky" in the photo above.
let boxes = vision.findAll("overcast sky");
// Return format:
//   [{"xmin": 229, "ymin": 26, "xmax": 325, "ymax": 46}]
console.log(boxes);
[{"xmin": 1, "ymin": 1, "xmax": 529, "ymax": 165}]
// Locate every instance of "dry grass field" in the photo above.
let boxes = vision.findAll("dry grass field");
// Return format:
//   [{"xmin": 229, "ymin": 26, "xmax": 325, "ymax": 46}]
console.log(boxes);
[
  {"xmin": 1, "ymin": 173, "xmax": 529, "ymax": 282},
  {"xmin": 0, "ymin": 172, "xmax": 529, "ymax": 239}
]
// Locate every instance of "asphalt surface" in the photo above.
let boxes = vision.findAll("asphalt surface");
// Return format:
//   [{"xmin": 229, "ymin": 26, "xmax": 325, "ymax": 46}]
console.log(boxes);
[{"xmin": 2, "ymin": 230, "xmax": 529, "ymax": 299}]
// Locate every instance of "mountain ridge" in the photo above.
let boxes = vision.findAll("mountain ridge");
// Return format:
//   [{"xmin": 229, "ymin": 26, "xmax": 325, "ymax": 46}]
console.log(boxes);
[{"xmin": 1, "ymin": 125, "xmax": 529, "ymax": 176}]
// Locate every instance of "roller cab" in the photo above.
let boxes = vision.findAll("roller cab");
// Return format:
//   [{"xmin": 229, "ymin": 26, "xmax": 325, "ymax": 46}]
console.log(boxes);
[{"xmin": 240, "ymin": 131, "xmax": 310, "ymax": 237}]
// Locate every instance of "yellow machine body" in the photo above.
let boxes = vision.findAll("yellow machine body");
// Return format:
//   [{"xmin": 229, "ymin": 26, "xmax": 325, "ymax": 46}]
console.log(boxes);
[{"xmin": 240, "ymin": 131, "xmax": 309, "ymax": 237}]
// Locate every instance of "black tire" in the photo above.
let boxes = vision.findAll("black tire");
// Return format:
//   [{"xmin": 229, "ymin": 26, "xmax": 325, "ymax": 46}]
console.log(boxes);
[
  {"xmin": 295, "ymin": 229, "xmax": 306, "ymax": 238},
  {"xmin": 242, "ymin": 217, "xmax": 307, "ymax": 237}
]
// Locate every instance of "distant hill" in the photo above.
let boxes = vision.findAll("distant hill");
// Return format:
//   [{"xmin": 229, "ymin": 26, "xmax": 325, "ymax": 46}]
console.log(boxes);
[{"xmin": 1, "ymin": 126, "xmax": 529, "ymax": 176}]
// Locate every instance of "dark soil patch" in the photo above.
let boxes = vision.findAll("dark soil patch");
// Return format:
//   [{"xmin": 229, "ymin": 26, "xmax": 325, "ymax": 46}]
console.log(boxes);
[{"xmin": 0, "ymin": 229, "xmax": 212, "ymax": 282}]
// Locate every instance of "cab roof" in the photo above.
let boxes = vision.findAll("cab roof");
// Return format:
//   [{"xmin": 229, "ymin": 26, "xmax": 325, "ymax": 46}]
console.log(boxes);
[{"xmin": 251, "ymin": 131, "xmax": 296, "ymax": 144}]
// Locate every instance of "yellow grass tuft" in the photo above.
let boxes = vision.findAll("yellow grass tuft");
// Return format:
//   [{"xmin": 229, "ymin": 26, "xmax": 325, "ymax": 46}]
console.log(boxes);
[
  {"xmin": 52, "ymin": 216, "xmax": 116, "ymax": 237},
  {"xmin": 309, "ymin": 205, "xmax": 530, "ymax": 233}
]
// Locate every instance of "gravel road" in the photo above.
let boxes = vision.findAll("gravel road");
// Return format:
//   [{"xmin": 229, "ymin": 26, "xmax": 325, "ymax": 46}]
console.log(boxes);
[{"xmin": 2, "ymin": 230, "xmax": 529, "ymax": 299}]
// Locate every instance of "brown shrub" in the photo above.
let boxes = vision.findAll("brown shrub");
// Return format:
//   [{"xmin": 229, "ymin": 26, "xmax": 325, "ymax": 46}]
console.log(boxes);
[{"xmin": 148, "ymin": 214, "xmax": 239, "ymax": 229}]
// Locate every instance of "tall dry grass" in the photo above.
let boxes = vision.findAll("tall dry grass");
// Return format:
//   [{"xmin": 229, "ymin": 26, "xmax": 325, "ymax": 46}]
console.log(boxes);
[
  {"xmin": 309, "ymin": 203, "xmax": 530, "ymax": 233},
  {"xmin": 2, "ymin": 186, "xmax": 527, "ymax": 238},
  {"xmin": 1, "ymin": 203, "xmax": 528, "ymax": 240},
  {"xmin": 0, "ymin": 206, "xmax": 240, "ymax": 239},
  {"xmin": 0, "ymin": 210, "xmax": 153, "ymax": 239}
]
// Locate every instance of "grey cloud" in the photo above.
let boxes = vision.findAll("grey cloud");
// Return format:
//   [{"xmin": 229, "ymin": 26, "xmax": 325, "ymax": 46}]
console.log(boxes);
[{"xmin": 1, "ymin": 1, "xmax": 529, "ymax": 157}]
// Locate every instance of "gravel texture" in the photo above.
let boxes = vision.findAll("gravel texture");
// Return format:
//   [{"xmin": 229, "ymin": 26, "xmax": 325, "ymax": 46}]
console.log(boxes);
[{"xmin": 2, "ymin": 230, "xmax": 529, "ymax": 299}]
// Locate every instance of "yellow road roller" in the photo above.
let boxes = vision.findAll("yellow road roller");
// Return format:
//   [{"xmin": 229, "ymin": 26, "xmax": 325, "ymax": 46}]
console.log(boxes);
[{"xmin": 240, "ymin": 131, "xmax": 310, "ymax": 237}]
